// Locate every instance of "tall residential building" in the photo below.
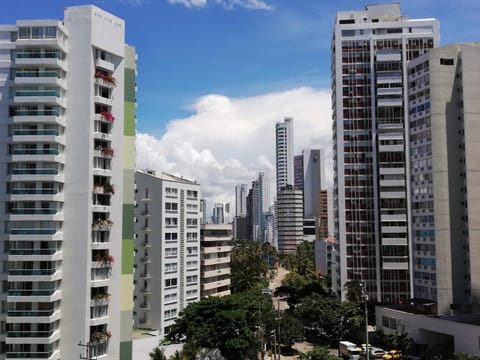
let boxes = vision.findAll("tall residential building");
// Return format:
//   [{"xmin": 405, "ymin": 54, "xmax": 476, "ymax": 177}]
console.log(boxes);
[
  {"xmin": 303, "ymin": 149, "xmax": 326, "ymax": 218},
  {"xmin": 245, "ymin": 172, "xmax": 271, "ymax": 243},
  {"xmin": 276, "ymin": 185, "xmax": 303, "ymax": 253},
  {"xmin": 0, "ymin": 6, "xmax": 135, "ymax": 359},
  {"xmin": 275, "ymin": 117, "xmax": 294, "ymax": 191},
  {"xmin": 200, "ymin": 224, "xmax": 232, "ymax": 298},
  {"xmin": 200, "ymin": 198, "xmax": 207, "ymax": 225},
  {"xmin": 235, "ymin": 184, "xmax": 247, "ymax": 217},
  {"xmin": 408, "ymin": 43, "xmax": 480, "ymax": 315},
  {"xmin": 211, "ymin": 203, "xmax": 231, "ymax": 224},
  {"xmin": 133, "ymin": 171, "xmax": 201, "ymax": 337},
  {"xmin": 332, "ymin": 3, "xmax": 439, "ymax": 302}
]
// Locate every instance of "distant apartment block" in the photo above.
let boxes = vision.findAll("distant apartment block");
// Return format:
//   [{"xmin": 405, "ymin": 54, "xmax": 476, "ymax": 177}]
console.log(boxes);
[
  {"xmin": 275, "ymin": 117, "xmax": 294, "ymax": 191},
  {"xmin": 276, "ymin": 185, "xmax": 303, "ymax": 252},
  {"xmin": 133, "ymin": 170, "xmax": 201, "ymax": 337},
  {"xmin": 0, "ymin": 6, "xmax": 135, "ymax": 359},
  {"xmin": 200, "ymin": 224, "xmax": 232, "ymax": 297}
]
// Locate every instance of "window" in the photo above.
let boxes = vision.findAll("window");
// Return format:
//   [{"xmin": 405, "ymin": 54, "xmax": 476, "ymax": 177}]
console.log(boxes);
[
  {"xmin": 440, "ymin": 58, "xmax": 454, "ymax": 66},
  {"xmin": 164, "ymin": 293, "xmax": 177, "ymax": 304},
  {"xmin": 187, "ymin": 190, "xmax": 198, "ymax": 198},
  {"xmin": 164, "ymin": 309, "xmax": 177, "ymax": 320},
  {"xmin": 165, "ymin": 248, "xmax": 177, "ymax": 257},
  {"xmin": 186, "ymin": 218, "xmax": 198, "ymax": 227},
  {"xmin": 186, "ymin": 232, "xmax": 198, "ymax": 241},
  {"xmin": 187, "ymin": 247, "xmax": 198, "ymax": 256},
  {"xmin": 165, "ymin": 187, "xmax": 177, "ymax": 195},
  {"xmin": 186, "ymin": 289, "xmax": 198, "ymax": 299},
  {"xmin": 165, "ymin": 218, "xmax": 178, "ymax": 227},
  {"xmin": 186, "ymin": 260, "xmax": 198, "ymax": 268},
  {"xmin": 165, "ymin": 263, "xmax": 177, "ymax": 273},
  {"xmin": 165, "ymin": 233, "xmax": 178, "ymax": 241},
  {"xmin": 165, "ymin": 202, "xmax": 178, "ymax": 211},
  {"xmin": 186, "ymin": 275, "xmax": 198, "ymax": 284},
  {"xmin": 165, "ymin": 278, "xmax": 177, "ymax": 288}
]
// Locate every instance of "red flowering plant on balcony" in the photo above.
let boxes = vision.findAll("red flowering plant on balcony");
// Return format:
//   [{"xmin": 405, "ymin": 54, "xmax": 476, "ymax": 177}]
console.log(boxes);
[
  {"xmin": 101, "ymin": 147, "xmax": 114, "ymax": 157},
  {"xmin": 100, "ymin": 111, "xmax": 115, "ymax": 122},
  {"xmin": 105, "ymin": 255, "xmax": 115, "ymax": 264},
  {"xmin": 95, "ymin": 71, "xmax": 117, "ymax": 86}
]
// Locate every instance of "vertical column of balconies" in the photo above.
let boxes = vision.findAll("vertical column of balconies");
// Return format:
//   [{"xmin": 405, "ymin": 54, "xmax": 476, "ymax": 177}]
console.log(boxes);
[
  {"xmin": 89, "ymin": 50, "xmax": 116, "ymax": 357},
  {"xmin": 5, "ymin": 24, "xmax": 67, "ymax": 360}
]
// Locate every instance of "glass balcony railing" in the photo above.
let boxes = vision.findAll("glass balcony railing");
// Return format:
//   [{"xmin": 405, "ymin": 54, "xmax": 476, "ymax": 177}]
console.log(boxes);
[
  {"xmin": 7, "ymin": 330, "xmax": 55, "ymax": 338},
  {"xmin": 13, "ymin": 149, "xmax": 59, "ymax": 155},
  {"xmin": 7, "ymin": 310, "xmax": 55, "ymax": 317},
  {"xmin": 6, "ymin": 351, "xmax": 55, "ymax": 359},
  {"xmin": 16, "ymin": 71, "xmax": 61, "ymax": 78},
  {"xmin": 9, "ymin": 269, "xmax": 56, "ymax": 276},
  {"xmin": 15, "ymin": 90, "xmax": 60, "ymax": 97},
  {"xmin": 9, "ymin": 228, "xmax": 57, "ymax": 235},
  {"xmin": 16, "ymin": 51, "xmax": 64, "ymax": 59},
  {"xmin": 9, "ymin": 249, "xmax": 57, "ymax": 255},
  {"xmin": 10, "ymin": 188, "xmax": 58, "ymax": 195},
  {"xmin": 10, "ymin": 208, "xmax": 58, "ymax": 215},
  {"xmin": 13, "ymin": 109, "xmax": 60, "ymax": 116},
  {"xmin": 8, "ymin": 289, "xmax": 56, "ymax": 296},
  {"xmin": 12, "ymin": 129, "xmax": 59, "ymax": 136},
  {"xmin": 11, "ymin": 169, "xmax": 58, "ymax": 175}
]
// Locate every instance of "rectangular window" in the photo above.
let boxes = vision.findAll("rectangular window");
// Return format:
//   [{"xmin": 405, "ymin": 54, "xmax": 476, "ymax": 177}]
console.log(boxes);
[
  {"xmin": 165, "ymin": 263, "xmax": 178, "ymax": 273},
  {"xmin": 164, "ymin": 309, "xmax": 177, "ymax": 320},
  {"xmin": 165, "ymin": 248, "xmax": 178, "ymax": 257},
  {"xmin": 165, "ymin": 202, "xmax": 178, "ymax": 211},
  {"xmin": 440, "ymin": 58, "xmax": 454, "ymax": 66},
  {"xmin": 165, "ymin": 278, "xmax": 177, "ymax": 288},
  {"xmin": 186, "ymin": 247, "xmax": 198, "ymax": 256}
]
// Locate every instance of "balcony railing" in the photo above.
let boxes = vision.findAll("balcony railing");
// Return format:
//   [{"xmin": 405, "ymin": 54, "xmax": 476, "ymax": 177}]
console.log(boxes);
[
  {"xmin": 10, "ymin": 188, "xmax": 58, "ymax": 195},
  {"xmin": 9, "ymin": 249, "xmax": 57, "ymax": 255},
  {"xmin": 12, "ymin": 129, "xmax": 59, "ymax": 136},
  {"xmin": 7, "ymin": 330, "xmax": 55, "ymax": 338},
  {"xmin": 9, "ymin": 228, "xmax": 56, "ymax": 235},
  {"xmin": 10, "ymin": 208, "xmax": 57, "ymax": 215},
  {"xmin": 12, "ymin": 109, "xmax": 60, "ymax": 116},
  {"xmin": 13, "ymin": 149, "xmax": 59, "ymax": 155},
  {"xmin": 9, "ymin": 269, "xmax": 56, "ymax": 276},
  {"xmin": 11, "ymin": 168, "xmax": 58, "ymax": 175},
  {"xmin": 8, "ymin": 289, "xmax": 56, "ymax": 296},
  {"xmin": 16, "ymin": 71, "xmax": 61, "ymax": 78},
  {"xmin": 6, "ymin": 351, "xmax": 55, "ymax": 358},
  {"xmin": 16, "ymin": 51, "xmax": 64, "ymax": 59},
  {"xmin": 15, "ymin": 90, "xmax": 60, "ymax": 97},
  {"xmin": 7, "ymin": 309, "xmax": 55, "ymax": 317}
]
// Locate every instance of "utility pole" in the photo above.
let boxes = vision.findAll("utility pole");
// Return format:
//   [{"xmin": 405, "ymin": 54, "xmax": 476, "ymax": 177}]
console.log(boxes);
[
  {"xmin": 277, "ymin": 297, "xmax": 281, "ymax": 360},
  {"xmin": 361, "ymin": 283, "xmax": 369, "ymax": 360}
]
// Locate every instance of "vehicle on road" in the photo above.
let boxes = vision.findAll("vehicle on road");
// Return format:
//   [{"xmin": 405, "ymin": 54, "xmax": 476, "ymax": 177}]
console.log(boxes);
[{"xmin": 339, "ymin": 341, "xmax": 361, "ymax": 360}]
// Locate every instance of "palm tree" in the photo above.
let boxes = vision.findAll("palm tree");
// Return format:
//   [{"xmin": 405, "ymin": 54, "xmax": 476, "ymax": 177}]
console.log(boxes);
[
  {"xmin": 344, "ymin": 279, "xmax": 363, "ymax": 303},
  {"xmin": 195, "ymin": 348, "xmax": 226, "ymax": 360},
  {"xmin": 149, "ymin": 346, "xmax": 168, "ymax": 360}
]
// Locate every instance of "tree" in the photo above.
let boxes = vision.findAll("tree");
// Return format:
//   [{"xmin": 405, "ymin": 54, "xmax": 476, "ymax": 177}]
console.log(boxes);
[
  {"xmin": 231, "ymin": 241, "xmax": 269, "ymax": 293},
  {"xmin": 299, "ymin": 346, "xmax": 338, "ymax": 360},
  {"xmin": 279, "ymin": 272, "xmax": 328, "ymax": 307},
  {"xmin": 150, "ymin": 347, "xmax": 168, "ymax": 360},
  {"xmin": 166, "ymin": 290, "xmax": 270, "ymax": 360},
  {"xmin": 276, "ymin": 312, "xmax": 304, "ymax": 349},
  {"xmin": 343, "ymin": 280, "xmax": 363, "ymax": 303},
  {"xmin": 196, "ymin": 348, "xmax": 226, "ymax": 360},
  {"xmin": 452, "ymin": 354, "xmax": 480, "ymax": 360}
]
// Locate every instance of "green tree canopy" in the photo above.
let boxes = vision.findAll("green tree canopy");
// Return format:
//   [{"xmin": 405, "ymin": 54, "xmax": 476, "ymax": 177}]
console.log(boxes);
[
  {"xmin": 150, "ymin": 347, "xmax": 168, "ymax": 360},
  {"xmin": 231, "ymin": 241, "xmax": 271, "ymax": 293},
  {"xmin": 299, "ymin": 346, "xmax": 339, "ymax": 360}
]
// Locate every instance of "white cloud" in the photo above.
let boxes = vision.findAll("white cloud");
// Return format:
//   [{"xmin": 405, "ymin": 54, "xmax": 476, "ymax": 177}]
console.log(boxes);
[
  {"xmin": 136, "ymin": 87, "xmax": 331, "ymax": 210},
  {"xmin": 167, "ymin": 0, "xmax": 273, "ymax": 10}
]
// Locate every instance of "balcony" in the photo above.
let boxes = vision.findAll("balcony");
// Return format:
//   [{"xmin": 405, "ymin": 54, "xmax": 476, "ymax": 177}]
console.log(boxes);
[
  {"xmin": 94, "ymin": 95, "xmax": 113, "ymax": 107},
  {"xmin": 202, "ymin": 245, "xmax": 232, "ymax": 254},
  {"xmin": 15, "ymin": 50, "xmax": 67, "ymax": 70},
  {"xmin": 15, "ymin": 71, "xmax": 66, "ymax": 88},
  {"xmin": 7, "ymin": 309, "xmax": 61, "ymax": 324},
  {"xmin": 6, "ymin": 350, "xmax": 59, "ymax": 359},
  {"xmin": 8, "ymin": 249, "xmax": 62, "ymax": 262},
  {"xmin": 9, "ymin": 228, "xmax": 57, "ymax": 235},
  {"xmin": 9, "ymin": 208, "xmax": 58, "ymax": 215},
  {"xmin": 95, "ymin": 58, "xmax": 115, "ymax": 72},
  {"xmin": 8, "ymin": 269, "xmax": 62, "ymax": 282},
  {"xmin": 14, "ymin": 90, "xmax": 66, "ymax": 107},
  {"xmin": 7, "ymin": 289, "xmax": 61, "ymax": 303},
  {"xmin": 201, "ymin": 279, "xmax": 231, "ymax": 291}
]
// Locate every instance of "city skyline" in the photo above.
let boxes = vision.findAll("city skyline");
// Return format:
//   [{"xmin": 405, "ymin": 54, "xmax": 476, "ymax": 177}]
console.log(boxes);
[{"xmin": 1, "ymin": 0, "xmax": 479, "ymax": 207}]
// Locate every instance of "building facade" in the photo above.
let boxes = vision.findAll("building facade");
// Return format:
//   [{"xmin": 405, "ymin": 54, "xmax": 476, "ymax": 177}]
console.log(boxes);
[
  {"xmin": 200, "ymin": 224, "xmax": 232, "ymax": 298},
  {"xmin": 275, "ymin": 117, "xmax": 294, "ymax": 191},
  {"xmin": 0, "ymin": 6, "xmax": 135, "ymax": 359},
  {"xmin": 332, "ymin": 3, "xmax": 439, "ymax": 302},
  {"xmin": 235, "ymin": 184, "xmax": 247, "ymax": 217},
  {"xmin": 408, "ymin": 43, "xmax": 480, "ymax": 315},
  {"xmin": 133, "ymin": 171, "xmax": 201, "ymax": 337},
  {"xmin": 276, "ymin": 186, "xmax": 303, "ymax": 253}
]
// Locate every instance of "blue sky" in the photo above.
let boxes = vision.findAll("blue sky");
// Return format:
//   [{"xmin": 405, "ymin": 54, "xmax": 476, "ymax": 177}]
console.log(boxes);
[
  {"xmin": 1, "ymin": 0, "xmax": 479, "ymax": 137},
  {"xmin": 1, "ymin": 0, "xmax": 480, "ymax": 207}
]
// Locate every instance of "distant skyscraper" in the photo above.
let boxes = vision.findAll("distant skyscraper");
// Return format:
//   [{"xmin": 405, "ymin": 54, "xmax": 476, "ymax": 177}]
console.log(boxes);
[
  {"xmin": 212, "ymin": 203, "xmax": 231, "ymax": 224},
  {"xmin": 235, "ymin": 184, "xmax": 248, "ymax": 216},
  {"xmin": 245, "ymin": 173, "xmax": 271, "ymax": 243},
  {"xmin": 276, "ymin": 185, "xmax": 303, "ymax": 252},
  {"xmin": 303, "ymin": 149, "xmax": 326, "ymax": 218},
  {"xmin": 294, "ymin": 154, "xmax": 304, "ymax": 191},
  {"xmin": 332, "ymin": 3, "xmax": 439, "ymax": 302},
  {"xmin": 200, "ymin": 199, "xmax": 207, "ymax": 224},
  {"xmin": 275, "ymin": 117, "xmax": 294, "ymax": 191}
]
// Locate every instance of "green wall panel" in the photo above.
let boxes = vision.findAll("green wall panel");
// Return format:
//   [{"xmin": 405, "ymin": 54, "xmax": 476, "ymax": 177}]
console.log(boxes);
[
  {"xmin": 124, "ymin": 68, "xmax": 136, "ymax": 102},
  {"xmin": 124, "ymin": 102, "xmax": 135, "ymax": 136},
  {"xmin": 120, "ymin": 340, "xmax": 133, "ymax": 360}
]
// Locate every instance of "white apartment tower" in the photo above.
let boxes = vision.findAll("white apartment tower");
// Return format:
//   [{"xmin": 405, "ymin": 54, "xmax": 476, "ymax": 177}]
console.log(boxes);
[
  {"xmin": 235, "ymin": 184, "xmax": 247, "ymax": 217},
  {"xmin": 275, "ymin": 117, "xmax": 294, "ymax": 191},
  {"xmin": 332, "ymin": 3, "xmax": 439, "ymax": 302},
  {"xmin": 408, "ymin": 43, "xmax": 480, "ymax": 315},
  {"xmin": 0, "ymin": 6, "xmax": 136, "ymax": 359},
  {"xmin": 133, "ymin": 171, "xmax": 201, "ymax": 337}
]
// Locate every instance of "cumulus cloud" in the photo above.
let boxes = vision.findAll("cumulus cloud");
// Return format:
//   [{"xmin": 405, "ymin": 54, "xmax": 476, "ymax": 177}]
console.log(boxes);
[
  {"xmin": 167, "ymin": 0, "xmax": 273, "ymax": 10},
  {"xmin": 136, "ymin": 87, "xmax": 331, "ymax": 209}
]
